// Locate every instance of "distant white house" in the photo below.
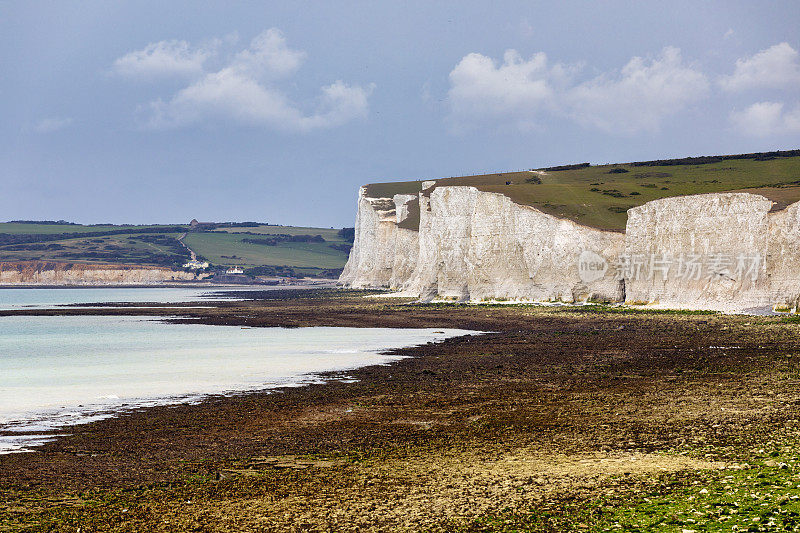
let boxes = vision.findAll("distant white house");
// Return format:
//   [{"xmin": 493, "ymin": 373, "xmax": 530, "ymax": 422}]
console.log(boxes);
[
  {"xmin": 226, "ymin": 266, "xmax": 244, "ymax": 274},
  {"xmin": 183, "ymin": 259, "xmax": 209, "ymax": 270}
]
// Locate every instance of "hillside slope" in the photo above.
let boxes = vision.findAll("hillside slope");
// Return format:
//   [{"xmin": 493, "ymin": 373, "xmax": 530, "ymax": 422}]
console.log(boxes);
[{"xmin": 0, "ymin": 222, "xmax": 353, "ymax": 278}]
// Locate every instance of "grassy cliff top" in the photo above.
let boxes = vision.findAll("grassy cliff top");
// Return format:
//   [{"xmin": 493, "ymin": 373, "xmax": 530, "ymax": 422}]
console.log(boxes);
[{"xmin": 364, "ymin": 150, "xmax": 800, "ymax": 232}]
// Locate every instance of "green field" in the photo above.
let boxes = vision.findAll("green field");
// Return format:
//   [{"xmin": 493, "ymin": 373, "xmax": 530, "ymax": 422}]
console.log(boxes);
[
  {"xmin": 211, "ymin": 224, "xmax": 344, "ymax": 240},
  {"xmin": 0, "ymin": 223, "xmax": 172, "ymax": 234},
  {"xmin": 366, "ymin": 152, "xmax": 800, "ymax": 231},
  {"xmin": 183, "ymin": 229, "xmax": 350, "ymax": 269},
  {"xmin": 0, "ymin": 222, "xmax": 353, "ymax": 276}
]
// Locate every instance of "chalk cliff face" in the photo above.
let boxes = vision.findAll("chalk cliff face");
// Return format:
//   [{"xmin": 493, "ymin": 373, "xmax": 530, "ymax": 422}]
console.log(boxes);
[
  {"xmin": 624, "ymin": 193, "xmax": 773, "ymax": 310},
  {"xmin": 0, "ymin": 261, "xmax": 198, "ymax": 285},
  {"xmin": 625, "ymin": 193, "xmax": 800, "ymax": 311},
  {"xmin": 341, "ymin": 184, "xmax": 624, "ymax": 302},
  {"xmin": 404, "ymin": 186, "xmax": 624, "ymax": 302},
  {"xmin": 338, "ymin": 187, "xmax": 419, "ymax": 289},
  {"xmin": 340, "ymin": 182, "xmax": 800, "ymax": 311},
  {"xmin": 767, "ymin": 201, "xmax": 800, "ymax": 310}
]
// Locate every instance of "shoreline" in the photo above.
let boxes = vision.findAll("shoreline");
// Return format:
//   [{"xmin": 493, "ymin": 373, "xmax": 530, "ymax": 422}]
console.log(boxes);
[
  {"xmin": 0, "ymin": 318, "xmax": 480, "ymax": 455},
  {"xmin": 3, "ymin": 290, "xmax": 800, "ymax": 530},
  {"xmin": 0, "ymin": 279, "xmax": 338, "ymax": 289}
]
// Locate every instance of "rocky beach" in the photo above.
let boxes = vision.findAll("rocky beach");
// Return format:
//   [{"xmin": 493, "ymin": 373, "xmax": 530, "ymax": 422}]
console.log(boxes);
[{"xmin": 3, "ymin": 289, "xmax": 800, "ymax": 531}]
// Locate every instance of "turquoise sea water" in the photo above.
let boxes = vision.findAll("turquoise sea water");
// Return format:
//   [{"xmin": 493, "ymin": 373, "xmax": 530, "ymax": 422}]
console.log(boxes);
[
  {"xmin": 0, "ymin": 285, "xmax": 259, "ymax": 309},
  {"xmin": 0, "ymin": 289, "xmax": 475, "ymax": 453}
]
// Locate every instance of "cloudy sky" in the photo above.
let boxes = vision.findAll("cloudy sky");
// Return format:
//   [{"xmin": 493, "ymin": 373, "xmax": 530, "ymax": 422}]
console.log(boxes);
[{"xmin": 1, "ymin": 1, "xmax": 798, "ymax": 227}]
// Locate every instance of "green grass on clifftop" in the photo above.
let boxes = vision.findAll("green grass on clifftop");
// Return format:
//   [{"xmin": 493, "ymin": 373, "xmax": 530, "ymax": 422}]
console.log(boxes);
[{"xmin": 365, "ymin": 152, "xmax": 800, "ymax": 231}]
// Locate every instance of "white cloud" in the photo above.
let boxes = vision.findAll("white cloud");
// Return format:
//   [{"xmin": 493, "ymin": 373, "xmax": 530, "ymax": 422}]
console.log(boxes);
[
  {"xmin": 446, "ymin": 46, "xmax": 708, "ymax": 134},
  {"xmin": 447, "ymin": 49, "xmax": 574, "ymax": 131},
  {"xmin": 33, "ymin": 117, "xmax": 72, "ymax": 133},
  {"xmin": 567, "ymin": 47, "xmax": 710, "ymax": 133},
  {"xmin": 723, "ymin": 28, "xmax": 734, "ymax": 40},
  {"xmin": 146, "ymin": 72, "xmax": 371, "ymax": 132},
  {"xmin": 719, "ymin": 42, "xmax": 800, "ymax": 91},
  {"xmin": 729, "ymin": 101, "xmax": 800, "ymax": 136},
  {"xmin": 113, "ymin": 39, "xmax": 216, "ymax": 79},
  {"xmin": 228, "ymin": 28, "xmax": 305, "ymax": 79},
  {"xmin": 122, "ymin": 29, "xmax": 372, "ymax": 132}
]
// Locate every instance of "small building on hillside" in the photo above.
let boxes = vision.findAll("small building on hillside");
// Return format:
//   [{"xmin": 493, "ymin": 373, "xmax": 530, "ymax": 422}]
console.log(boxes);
[
  {"xmin": 190, "ymin": 219, "xmax": 216, "ymax": 230},
  {"xmin": 226, "ymin": 266, "xmax": 244, "ymax": 274},
  {"xmin": 183, "ymin": 259, "xmax": 209, "ymax": 270}
]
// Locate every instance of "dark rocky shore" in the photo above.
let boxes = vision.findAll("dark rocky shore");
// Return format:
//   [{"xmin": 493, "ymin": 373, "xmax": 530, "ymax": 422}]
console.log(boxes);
[{"xmin": 3, "ymin": 290, "xmax": 800, "ymax": 531}]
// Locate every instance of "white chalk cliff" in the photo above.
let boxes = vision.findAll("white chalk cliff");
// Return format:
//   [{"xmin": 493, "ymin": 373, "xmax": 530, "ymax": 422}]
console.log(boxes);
[
  {"xmin": 404, "ymin": 186, "xmax": 624, "ymax": 302},
  {"xmin": 625, "ymin": 193, "xmax": 800, "ymax": 311},
  {"xmin": 340, "ymin": 182, "xmax": 800, "ymax": 312},
  {"xmin": 339, "ymin": 188, "xmax": 419, "ymax": 289},
  {"xmin": 0, "ymin": 261, "xmax": 199, "ymax": 285},
  {"xmin": 341, "ymin": 183, "xmax": 624, "ymax": 303}
]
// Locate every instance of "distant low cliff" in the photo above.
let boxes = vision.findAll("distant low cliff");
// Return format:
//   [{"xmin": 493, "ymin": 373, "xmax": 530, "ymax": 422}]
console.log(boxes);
[
  {"xmin": 0, "ymin": 261, "xmax": 198, "ymax": 285},
  {"xmin": 340, "ymin": 183, "xmax": 800, "ymax": 312}
]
